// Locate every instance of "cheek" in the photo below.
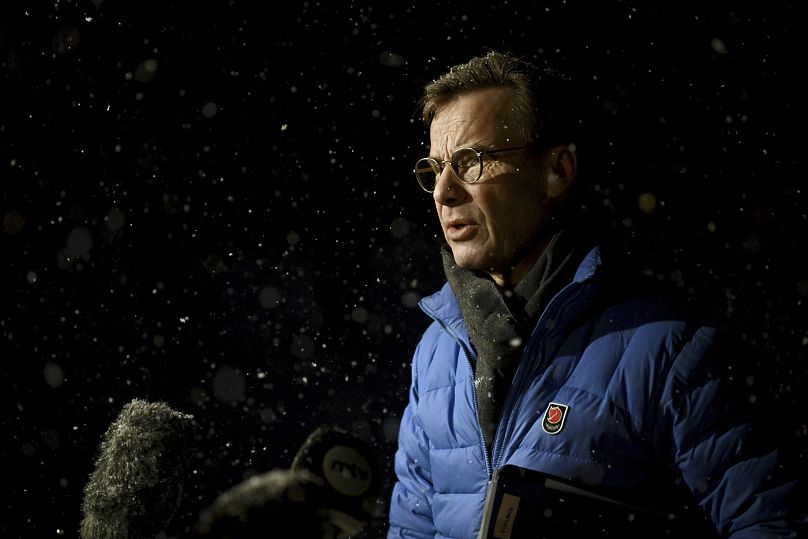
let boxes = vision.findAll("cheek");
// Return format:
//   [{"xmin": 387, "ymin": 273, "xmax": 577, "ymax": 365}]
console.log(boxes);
[
  {"xmin": 507, "ymin": 198, "xmax": 546, "ymax": 243},
  {"xmin": 476, "ymin": 196, "xmax": 512, "ymax": 243},
  {"xmin": 434, "ymin": 201, "xmax": 443, "ymax": 222}
]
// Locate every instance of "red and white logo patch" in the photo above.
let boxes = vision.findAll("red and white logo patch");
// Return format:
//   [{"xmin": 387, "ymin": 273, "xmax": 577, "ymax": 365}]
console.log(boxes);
[{"xmin": 541, "ymin": 402, "xmax": 569, "ymax": 435}]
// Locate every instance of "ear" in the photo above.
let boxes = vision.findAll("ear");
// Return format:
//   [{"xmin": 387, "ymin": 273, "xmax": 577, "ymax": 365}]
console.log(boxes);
[{"xmin": 544, "ymin": 144, "xmax": 577, "ymax": 200}]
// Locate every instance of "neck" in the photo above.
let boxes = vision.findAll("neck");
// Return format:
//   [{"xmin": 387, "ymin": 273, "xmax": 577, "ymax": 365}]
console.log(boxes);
[{"xmin": 488, "ymin": 235, "xmax": 553, "ymax": 288}]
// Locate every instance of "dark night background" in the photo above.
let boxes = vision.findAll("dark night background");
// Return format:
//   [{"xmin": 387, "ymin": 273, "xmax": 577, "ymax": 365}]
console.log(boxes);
[{"xmin": 2, "ymin": 1, "xmax": 807, "ymax": 537}]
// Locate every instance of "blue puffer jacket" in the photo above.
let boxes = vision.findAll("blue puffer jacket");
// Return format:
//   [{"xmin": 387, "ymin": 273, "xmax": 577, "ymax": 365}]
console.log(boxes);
[{"xmin": 388, "ymin": 246, "xmax": 804, "ymax": 538}]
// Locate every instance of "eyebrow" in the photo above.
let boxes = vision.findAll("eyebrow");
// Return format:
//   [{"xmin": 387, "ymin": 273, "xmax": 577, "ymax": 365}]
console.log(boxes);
[{"xmin": 427, "ymin": 143, "xmax": 486, "ymax": 160}]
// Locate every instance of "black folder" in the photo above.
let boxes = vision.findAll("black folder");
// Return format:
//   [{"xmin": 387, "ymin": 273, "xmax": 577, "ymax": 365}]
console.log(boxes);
[{"xmin": 477, "ymin": 465, "xmax": 718, "ymax": 539}]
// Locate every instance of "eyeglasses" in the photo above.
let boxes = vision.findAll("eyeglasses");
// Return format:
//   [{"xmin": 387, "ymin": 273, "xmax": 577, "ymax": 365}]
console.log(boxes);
[{"xmin": 413, "ymin": 145, "xmax": 528, "ymax": 193}]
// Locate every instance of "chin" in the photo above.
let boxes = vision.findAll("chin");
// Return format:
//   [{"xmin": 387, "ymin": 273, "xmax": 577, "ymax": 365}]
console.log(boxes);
[{"xmin": 448, "ymin": 246, "xmax": 487, "ymax": 271}]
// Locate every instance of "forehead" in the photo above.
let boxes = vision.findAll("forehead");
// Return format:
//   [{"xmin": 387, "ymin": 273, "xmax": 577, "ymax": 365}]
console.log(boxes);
[{"xmin": 429, "ymin": 87, "xmax": 518, "ymax": 149}]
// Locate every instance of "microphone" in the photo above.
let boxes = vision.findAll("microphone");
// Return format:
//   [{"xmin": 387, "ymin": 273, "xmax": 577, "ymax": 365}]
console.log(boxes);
[
  {"xmin": 195, "ymin": 468, "xmax": 333, "ymax": 538},
  {"xmin": 290, "ymin": 425, "xmax": 382, "ymax": 531},
  {"xmin": 80, "ymin": 398, "xmax": 196, "ymax": 539},
  {"xmin": 196, "ymin": 425, "xmax": 382, "ymax": 539}
]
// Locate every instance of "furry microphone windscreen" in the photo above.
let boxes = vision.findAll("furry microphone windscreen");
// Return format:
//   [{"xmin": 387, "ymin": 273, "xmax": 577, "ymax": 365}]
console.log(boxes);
[
  {"xmin": 80, "ymin": 399, "xmax": 196, "ymax": 539},
  {"xmin": 195, "ymin": 425, "xmax": 383, "ymax": 539},
  {"xmin": 195, "ymin": 468, "xmax": 334, "ymax": 539}
]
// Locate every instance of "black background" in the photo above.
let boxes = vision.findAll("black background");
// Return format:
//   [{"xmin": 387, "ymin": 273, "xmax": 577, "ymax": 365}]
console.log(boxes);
[{"xmin": 2, "ymin": 1, "xmax": 807, "ymax": 537}]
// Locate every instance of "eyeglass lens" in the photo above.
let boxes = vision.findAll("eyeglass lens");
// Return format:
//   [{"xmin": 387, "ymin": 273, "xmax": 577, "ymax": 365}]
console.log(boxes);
[{"xmin": 414, "ymin": 148, "xmax": 481, "ymax": 191}]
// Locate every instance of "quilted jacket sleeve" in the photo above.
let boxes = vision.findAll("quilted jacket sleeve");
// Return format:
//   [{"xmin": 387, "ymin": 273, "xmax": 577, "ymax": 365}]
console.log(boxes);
[
  {"xmin": 660, "ymin": 325, "xmax": 807, "ymax": 537},
  {"xmin": 387, "ymin": 338, "xmax": 436, "ymax": 539}
]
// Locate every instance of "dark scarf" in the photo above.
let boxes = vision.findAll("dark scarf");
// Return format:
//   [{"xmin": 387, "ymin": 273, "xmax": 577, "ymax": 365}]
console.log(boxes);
[{"xmin": 441, "ymin": 224, "xmax": 593, "ymax": 452}]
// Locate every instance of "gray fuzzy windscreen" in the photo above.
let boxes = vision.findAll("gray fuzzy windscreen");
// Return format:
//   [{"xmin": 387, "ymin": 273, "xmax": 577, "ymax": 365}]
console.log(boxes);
[
  {"xmin": 196, "ymin": 468, "xmax": 334, "ymax": 538},
  {"xmin": 80, "ymin": 399, "xmax": 195, "ymax": 539}
]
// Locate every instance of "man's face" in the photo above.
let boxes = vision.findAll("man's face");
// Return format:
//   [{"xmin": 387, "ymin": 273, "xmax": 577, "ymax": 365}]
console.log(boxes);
[{"xmin": 429, "ymin": 87, "xmax": 554, "ymax": 285}]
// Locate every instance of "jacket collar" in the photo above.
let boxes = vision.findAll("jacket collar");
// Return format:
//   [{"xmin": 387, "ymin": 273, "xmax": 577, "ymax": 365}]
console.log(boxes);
[{"xmin": 419, "ymin": 245, "xmax": 603, "ymax": 337}]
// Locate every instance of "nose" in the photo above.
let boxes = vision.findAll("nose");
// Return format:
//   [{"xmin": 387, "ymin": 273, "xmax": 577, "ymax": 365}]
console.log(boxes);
[{"xmin": 432, "ymin": 165, "xmax": 468, "ymax": 206}]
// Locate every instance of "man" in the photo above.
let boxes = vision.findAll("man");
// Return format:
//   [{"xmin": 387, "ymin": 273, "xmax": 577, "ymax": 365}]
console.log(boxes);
[{"xmin": 387, "ymin": 50, "xmax": 805, "ymax": 538}]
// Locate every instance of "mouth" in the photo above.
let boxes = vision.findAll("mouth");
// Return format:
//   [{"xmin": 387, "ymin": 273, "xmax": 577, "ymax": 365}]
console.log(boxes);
[
  {"xmin": 444, "ymin": 219, "xmax": 479, "ymax": 241},
  {"xmin": 445, "ymin": 218, "xmax": 476, "ymax": 230}
]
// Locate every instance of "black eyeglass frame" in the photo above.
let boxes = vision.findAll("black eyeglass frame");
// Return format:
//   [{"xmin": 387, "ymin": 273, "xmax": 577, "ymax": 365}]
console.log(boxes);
[{"xmin": 413, "ymin": 145, "xmax": 529, "ymax": 193}]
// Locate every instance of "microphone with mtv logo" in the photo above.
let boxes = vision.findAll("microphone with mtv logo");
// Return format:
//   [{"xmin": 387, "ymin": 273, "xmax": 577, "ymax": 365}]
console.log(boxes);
[
  {"xmin": 290, "ymin": 425, "xmax": 382, "ymax": 533},
  {"xmin": 196, "ymin": 425, "xmax": 382, "ymax": 538}
]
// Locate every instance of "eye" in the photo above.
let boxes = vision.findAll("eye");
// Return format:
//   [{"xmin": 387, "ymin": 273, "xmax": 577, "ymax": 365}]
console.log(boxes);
[{"xmin": 452, "ymin": 149, "xmax": 478, "ymax": 170}]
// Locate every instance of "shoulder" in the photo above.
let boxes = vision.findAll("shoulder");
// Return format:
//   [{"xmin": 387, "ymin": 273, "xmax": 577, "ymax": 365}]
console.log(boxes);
[
  {"xmin": 413, "ymin": 321, "xmax": 450, "ymax": 358},
  {"xmin": 595, "ymin": 253, "xmax": 721, "ymax": 330},
  {"xmin": 412, "ymin": 320, "xmax": 464, "ymax": 376},
  {"xmin": 585, "ymin": 266, "xmax": 724, "ymax": 376},
  {"xmin": 408, "ymin": 300, "xmax": 480, "ymax": 399},
  {"xmin": 593, "ymin": 230, "xmax": 726, "ymax": 331}
]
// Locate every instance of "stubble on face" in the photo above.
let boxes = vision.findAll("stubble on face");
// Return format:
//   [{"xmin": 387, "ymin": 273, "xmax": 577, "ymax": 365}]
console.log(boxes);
[{"xmin": 430, "ymin": 88, "xmax": 551, "ymax": 286}]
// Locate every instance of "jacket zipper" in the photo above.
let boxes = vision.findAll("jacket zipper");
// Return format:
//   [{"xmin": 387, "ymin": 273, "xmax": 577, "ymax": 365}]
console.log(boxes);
[
  {"xmin": 461, "ymin": 343, "xmax": 494, "ymax": 480},
  {"xmin": 492, "ymin": 276, "xmax": 593, "ymax": 469},
  {"xmin": 419, "ymin": 305, "xmax": 494, "ymax": 480}
]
